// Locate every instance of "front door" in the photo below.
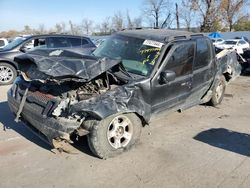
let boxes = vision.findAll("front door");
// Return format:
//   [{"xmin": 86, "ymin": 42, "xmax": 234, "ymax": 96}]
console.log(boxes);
[{"xmin": 151, "ymin": 41, "xmax": 195, "ymax": 113}]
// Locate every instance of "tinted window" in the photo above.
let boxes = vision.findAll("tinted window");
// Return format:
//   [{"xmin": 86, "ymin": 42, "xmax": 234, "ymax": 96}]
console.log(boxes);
[
  {"xmin": 48, "ymin": 37, "xmax": 69, "ymax": 48},
  {"xmin": 239, "ymin": 40, "xmax": 246, "ymax": 44},
  {"xmin": 224, "ymin": 40, "xmax": 237, "ymax": 45},
  {"xmin": 0, "ymin": 40, "xmax": 5, "ymax": 47},
  {"xmin": 194, "ymin": 38, "xmax": 211, "ymax": 69},
  {"xmin": 68, "ymin": 37, "xmax": 88, "ymax": 47},
  {"xmin": 32, "ymin": 38, "xmax": 47, "ymax": 49},
  {"xmin": 164, "ymin": 42, "xmax": 194, "ymax": 76},
  {"xmin": 23, "ymin": 38, "xmax": 47, "ymax": 51}
]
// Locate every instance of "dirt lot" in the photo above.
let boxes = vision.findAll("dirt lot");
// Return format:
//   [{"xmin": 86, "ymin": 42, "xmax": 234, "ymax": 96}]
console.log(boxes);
[{"xmin": 0, "ymin": 76, "xmax": 250, "ymax": 188}]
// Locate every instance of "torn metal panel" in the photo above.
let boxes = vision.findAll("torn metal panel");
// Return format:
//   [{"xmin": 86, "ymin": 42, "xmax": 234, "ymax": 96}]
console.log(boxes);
[
  {"xmin": 216, "ymin": 49, "xmax": 242, "ymax": 80},
  {"xmin": 70, "ymin": 85, "xmax": 151, "ymax": 122},
  {"xmin": 14, "ymin": 49, "xmax": 121, "ymax": 82}
]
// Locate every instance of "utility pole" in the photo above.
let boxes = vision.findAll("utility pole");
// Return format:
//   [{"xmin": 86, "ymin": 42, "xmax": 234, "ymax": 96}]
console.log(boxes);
[{"xmin": 175, "ymin": 3, "xmax": 180, "ymax": 29}]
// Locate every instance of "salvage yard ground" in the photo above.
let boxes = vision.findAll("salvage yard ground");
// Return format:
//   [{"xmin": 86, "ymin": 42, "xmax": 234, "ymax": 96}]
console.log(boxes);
[{"xmin": 0, "ymin": 76, "xmax": 250, "ymax": 188}]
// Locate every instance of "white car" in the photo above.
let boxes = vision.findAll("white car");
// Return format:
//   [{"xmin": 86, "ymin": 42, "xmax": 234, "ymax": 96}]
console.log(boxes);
[
  {"xmin": 211, "ymin": 38, "xmax": 224, "ymax": 45},
  {"xmin": 215, "ymin": 39, "xmax": 250, "ymax": 54},
  {"xmin": 0, "ymin": 38, "xmax": 9, "ymax": 49}
]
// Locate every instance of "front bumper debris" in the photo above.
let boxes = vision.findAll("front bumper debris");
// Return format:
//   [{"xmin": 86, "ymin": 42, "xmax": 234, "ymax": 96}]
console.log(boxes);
[{"xmin": 7, "ymin": 79, "xmax": 81, "ymax": 144}]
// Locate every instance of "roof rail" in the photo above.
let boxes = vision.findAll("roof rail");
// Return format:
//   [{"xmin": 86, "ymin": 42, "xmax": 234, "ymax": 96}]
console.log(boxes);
[
  {"xmin": 191, "ymin": 34, "xmax": 204, "ymax": 38},
  {"xmin": 121, "ymin": 27, "xmax": 159, "ymax": 31}
]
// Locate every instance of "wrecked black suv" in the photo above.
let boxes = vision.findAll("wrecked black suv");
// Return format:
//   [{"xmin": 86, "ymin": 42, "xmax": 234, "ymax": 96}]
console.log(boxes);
[{"xmin": 8, "ymin": 29, "xmax": 229, "ymax": 158}]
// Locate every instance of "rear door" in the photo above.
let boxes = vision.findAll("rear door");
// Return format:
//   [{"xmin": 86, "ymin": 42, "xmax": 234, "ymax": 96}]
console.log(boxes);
[
  {"xmin": 191, "ymin": 38, "xmax": 215, "ymax": 100},
  {"xmin": 151, "ymin": 41, "xmax": 195, "ymax": 113}
]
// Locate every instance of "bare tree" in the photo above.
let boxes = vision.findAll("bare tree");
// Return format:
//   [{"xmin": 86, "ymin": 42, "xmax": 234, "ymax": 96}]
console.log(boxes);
[
  {"xmin": 61, "ymin": 22, "xmax": 66, "ymax": 33},
  {"xmin": 81, "ymin": 18, "xmax": 94, "ymax": 35},
  {"xmin": 24, "ymin": 25, "xmax": 32, "ymax": 34},
  {"xmin": 99, "ymin": 17, "xmax": 112, "ymax": 34},
  {"xmin": 188, "ymin": 0, "xmax": 222, "ymax": 32},
  {"xmin": 220, "ymin": 0, "xmax": 248, "ymax": 31},
  {"xmin": 127, "ymin": 10, "xmax": 134, "ymax": 28},
  {"xmin": 112, "ymin": 11, "xmax": 124, "ymax": 31},
  {"xmin": 175, "ymin": 3, "xmax": 180, "ymax": 29},
  {"xmin": 133, "ymin": 17, "xmax": 143, "ymax": 28},
  {"xmin": 142, "ymin": 0, "xmax": 172, "ymax": 28},
  {"xmin": 179, "ymin": 0, "xmax": 194, "ymax": 31},
  {"xmin": 68, "ymin": 20, "xmax": 81, "ymax": 35},
  {"xmin": 37, "ymin": 24, "xmax": 46, "ymax": 34},
  {"xmin": 55, "ymin": 23, "xmax": 63, "ymax": 33}
]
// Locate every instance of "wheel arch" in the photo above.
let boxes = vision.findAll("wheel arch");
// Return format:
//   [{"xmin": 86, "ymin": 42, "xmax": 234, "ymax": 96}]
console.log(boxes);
[
  {"xmin": 82, "ymin": 110, "xmax": 148, "ymax": 127},
  {"xmin": 0, "ymin": 59, "xmax": 18, "ymax": 70}
]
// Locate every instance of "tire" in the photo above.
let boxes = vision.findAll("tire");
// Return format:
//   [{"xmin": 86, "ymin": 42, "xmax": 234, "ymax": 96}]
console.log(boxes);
[
  {"xmin": 0, "ymin": 62, "xmax": 17, "ymax": 85},
  {"xmin": 87, "ymin": 113, "xmax": 142, "ymax": 159},
  {"xmin": 209, "ymin": 76, "xmax": 226, "ymax": 106}
]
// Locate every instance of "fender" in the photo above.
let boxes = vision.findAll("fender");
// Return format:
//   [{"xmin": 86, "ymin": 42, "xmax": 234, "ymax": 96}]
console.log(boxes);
[
  {"xmin": 70, "ymin": 85, "xmax": 151, "ymax": 123},
  {"xmin": 0, "ymin": 57, "xmax": 19, "ymax": 69}
]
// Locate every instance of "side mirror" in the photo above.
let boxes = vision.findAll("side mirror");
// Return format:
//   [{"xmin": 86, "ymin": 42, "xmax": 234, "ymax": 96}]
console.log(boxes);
[
  {"xmin": 159, "ymin": 70, "xmax": 176, "ymax": 84},
  {"xmin": 19, "ymin": 46, "xmax": 27, "ymax": 53}
]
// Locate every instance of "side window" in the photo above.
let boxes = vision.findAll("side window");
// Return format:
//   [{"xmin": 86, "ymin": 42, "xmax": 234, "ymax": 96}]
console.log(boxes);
[
  {"xmin": 194, "ymin": 38, "xmax": 211, "ymax": 70},
  {"xmin": 23, "ymin": 40, "xmax": 34, "ymax": 50},
  {"xmin": 67, "ymin": 37, "xmax": 89, "ymax": 47},
  {"xmin": 23, "ymin": 38, "xmax": 46, "ymax": 51},
  {"xmin": 48, "ymin": 37, "xmax": 69, "ymax": 48},
  {"xmin": 0, "ymin": 40, "xmax": 5, "ymax": 47},
  {"xmin": 33, "ymin": 38, "xmax": 46, "ymax": 49},
  {"xmin": 81, "ymin": 38, "xmax": 88, "ymax": 45},
  {"xmin": 239, "ymin": 40, "xmax": 246, "ymax": 45},
  {"xmin": 164, "ymin": 42, "xmax": 195, "ymax": 76}
]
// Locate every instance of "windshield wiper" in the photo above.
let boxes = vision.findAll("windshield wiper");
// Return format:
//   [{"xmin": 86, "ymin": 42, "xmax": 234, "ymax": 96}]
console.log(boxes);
[{"xmin": 119, "ymin": 63, "xmax": 133, "ymax": 78}]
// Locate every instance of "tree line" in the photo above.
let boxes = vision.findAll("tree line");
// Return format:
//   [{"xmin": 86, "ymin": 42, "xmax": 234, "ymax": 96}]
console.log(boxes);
[{"xmin": 1, "ymin": 0, "xmax": 249, "ymax": 38}]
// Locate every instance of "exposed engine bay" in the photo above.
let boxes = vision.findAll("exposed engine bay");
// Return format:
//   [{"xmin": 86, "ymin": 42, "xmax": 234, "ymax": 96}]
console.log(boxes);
[{"xmin": 24, "ymin": 70, "xmax": 126, "ymax": 119}]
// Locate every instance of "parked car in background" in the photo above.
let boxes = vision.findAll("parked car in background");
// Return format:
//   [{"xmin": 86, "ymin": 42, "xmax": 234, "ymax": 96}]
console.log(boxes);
[
  {"xmin": 215, "ymin": 39, "xmax": 250, "ymax": 54},
  {"xmin": 211, "ymin": 38, "xmax": 224, "ymax": 45},
  {"xmin": 0, "ymin": 34, "xmax": 96, "ymax": 85},
  {"xmin": 0, "ymin": 38, "xmax": 9, "ymax": 49}
]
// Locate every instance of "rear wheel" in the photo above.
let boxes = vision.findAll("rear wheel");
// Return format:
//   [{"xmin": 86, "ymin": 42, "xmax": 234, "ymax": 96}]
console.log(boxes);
[
  {"xmin": 87, "ymin": 113, "xmax": 142, "ymax": 159},
  {"xmin": 209, "ymin": 76, "xmax": 226, "ymax": 106},
  {"xmin": 0, "ymin": 63, "xmax": 17, "ymax": 85}
]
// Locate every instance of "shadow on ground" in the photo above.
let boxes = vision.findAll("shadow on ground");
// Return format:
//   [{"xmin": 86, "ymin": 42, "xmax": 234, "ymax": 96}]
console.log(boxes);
[
  {"xmin": 0, "ymin": 101, "xmax": 94, "ymax": 157},
  {"xmin": 194, "ymin": 128, "xmax": 250, "ymax": 157},
  {"xmin": 0, "ymin": 101, "xmax": 52, "ymax": 151}
]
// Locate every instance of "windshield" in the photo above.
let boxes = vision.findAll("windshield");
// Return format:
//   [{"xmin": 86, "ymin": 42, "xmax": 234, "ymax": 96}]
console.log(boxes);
[
  {"xmin": 224, "ymin": 40, "xmax": 237, "ymax": 45},
  {"xmin": 93, "ymin": 34, "xmax": 163, "ymax": 76},
  {"xmin": 2, "ymin": 37, "xmax": 29, "ymax": 50}
]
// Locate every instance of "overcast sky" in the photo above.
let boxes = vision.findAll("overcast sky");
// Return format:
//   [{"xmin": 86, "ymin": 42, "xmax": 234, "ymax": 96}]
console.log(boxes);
[{"xmin": 0, "ymin": 0, "xmax": 144, "ymax": 31}]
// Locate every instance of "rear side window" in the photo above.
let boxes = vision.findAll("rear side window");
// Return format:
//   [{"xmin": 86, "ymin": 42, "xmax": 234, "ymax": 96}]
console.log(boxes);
[
  {"xmin": 0, "ymin": 40, "xmax": 5, "ymax": 47},
  {"xmin": 164, "ymin": 42, "xmax": 195, "ymax": 76},
  {"xmin": 67, "ymin": 37, "xmax": 89, "ymax": 47},
  {"xmin": 194, "ymin": 38, "xmax": 212, "ymax": 69},
  {"xmin": 48, "ymin": 37, "xmax": 69, "ymax": 48},
  {"xmin": 239, "ymin": 40, "xmax": 246, "ymax": 44}
]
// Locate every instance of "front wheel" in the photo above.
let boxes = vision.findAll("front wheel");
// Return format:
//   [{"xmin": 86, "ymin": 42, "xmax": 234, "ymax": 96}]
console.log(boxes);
[
  {"xmin": 0, "ymin": 63, "xmax": 17, "ymax": 85},
  {"xmin": 209, "ymin": 76, "xmax": 226, "ymax": 106},
  {"xmin": 87, "ymin": 113, "xmax": 142, "ymax": 159}
]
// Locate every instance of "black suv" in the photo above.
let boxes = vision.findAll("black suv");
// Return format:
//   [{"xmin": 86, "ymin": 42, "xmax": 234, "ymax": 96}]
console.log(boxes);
[
  {"xmin": 8, "ymin": 29, "xmax": 231, "ymax": 158},
  {"xmin": 0, "ymin": 34, "xmax": 96, "ymax": 85}
]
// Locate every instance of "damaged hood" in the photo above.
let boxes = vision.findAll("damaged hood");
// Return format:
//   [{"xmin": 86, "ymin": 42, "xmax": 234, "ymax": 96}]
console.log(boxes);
[{"xmin": 14, "ymin": 49, "xmax": 121, "ymax": 82}]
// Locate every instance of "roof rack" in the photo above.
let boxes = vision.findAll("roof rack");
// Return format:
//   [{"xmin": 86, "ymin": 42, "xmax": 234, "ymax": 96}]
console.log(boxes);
[
  {"xmin": 165, "ymin": 33, "xmax": 204, "ymax": 42},
  {"xmin": 121, "ymin": 27, "xmax": 159, "ymax": 31}
]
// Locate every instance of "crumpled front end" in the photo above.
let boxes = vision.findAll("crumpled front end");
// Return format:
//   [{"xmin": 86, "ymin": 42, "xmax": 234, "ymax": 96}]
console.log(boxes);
[
  {"xmin": 8, "ymin": 49, "xmax": 152, "ymax": 152},
  {"xmin": 8, "ymin": 77, "xmax": 82, "ymax": 144}
]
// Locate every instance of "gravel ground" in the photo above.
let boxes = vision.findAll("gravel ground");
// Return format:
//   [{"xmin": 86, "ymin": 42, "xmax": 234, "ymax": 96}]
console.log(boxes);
[{"xmin": 0, "ymin": 76, "xmax": 250, "ymax": 188}]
